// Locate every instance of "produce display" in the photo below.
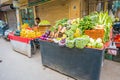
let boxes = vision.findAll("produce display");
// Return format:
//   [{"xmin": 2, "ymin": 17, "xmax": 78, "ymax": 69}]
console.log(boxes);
[
  {"xmin": 40, "ymin": 12, "xmax": 113, "ymax": 49},
  {"xmin": 20, "ymin": 23, "xmax": 42, "ymax": 38}
]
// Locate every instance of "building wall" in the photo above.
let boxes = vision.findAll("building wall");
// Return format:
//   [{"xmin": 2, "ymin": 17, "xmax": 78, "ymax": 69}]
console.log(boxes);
[
  {"xmin": 0, "ymin": 12, "xmax": 5, "ymax": 21},
  {"xmin": 69, "ymin": 0, "xmax": 80, "ymax": 19},
  {"xmin": 80, "ymin": 0, "xmax": 89, "ymax": 17},
  {"xmin": 19, "ymin": 0, "xmax": 110, "ymax": 27},
  {"xmin": 6, "ymin": 10, "xmax": 17, "ymax": 30},
  {"xmin": 1, "ymin": 0, "xmax": 10, "ymax": 4},
  {"xmin": 19, "ymin": 0, "xmax": 28, "ymax": 8},
  {"xmin": 36, "ymin": 0, "xmax": 70, "ymax": 26}
]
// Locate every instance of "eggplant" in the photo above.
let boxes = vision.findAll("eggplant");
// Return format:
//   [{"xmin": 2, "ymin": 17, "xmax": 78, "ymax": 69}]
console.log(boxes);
[{"xmin": 58, "ymin": 39, "xmax": 66, "ymax": 47}]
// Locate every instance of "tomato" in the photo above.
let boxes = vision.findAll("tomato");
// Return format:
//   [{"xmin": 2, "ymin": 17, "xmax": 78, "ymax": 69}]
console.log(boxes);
[{"xmin": 27, "ymin": 27, "xmax": 32, "ymax": 30}]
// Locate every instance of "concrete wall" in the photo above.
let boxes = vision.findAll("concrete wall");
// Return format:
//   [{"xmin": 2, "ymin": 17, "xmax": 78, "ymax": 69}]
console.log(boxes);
[
  {"xmin": 36, "ymin": 0, "xmax": 81, "ymax": 26},
  {"xmin": 36, "ymin": 0, "xmax": 70, "ymax": 26},
  {"xmin": 0, "ymin": 12, "xmax": 5, "ymax": 21}
]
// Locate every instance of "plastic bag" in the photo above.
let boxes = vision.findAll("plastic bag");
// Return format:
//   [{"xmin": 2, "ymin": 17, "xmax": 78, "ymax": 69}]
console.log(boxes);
[{"xmin": 108, "ymin": 42, "xmax": 117, "ymax": 56}]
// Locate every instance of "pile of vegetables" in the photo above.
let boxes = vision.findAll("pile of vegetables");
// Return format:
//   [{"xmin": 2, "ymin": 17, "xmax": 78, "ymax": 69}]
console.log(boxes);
[
  {"xmin": 97, "ymin": 12, "xmax": 113, "ymax": 42},
  {"xmin": 87, "ymin": 38, "xmax": 103, "ymax": 48},
  {"xmin": 21, "ymin": 23, "xmax": 29, "ymax": 29},
  {"xmin": 40, "ymin": 11, "xmax": 114, "ymax": 49},
  {"xmin": 39, "ymin": 20, "xmax": 51, "ymax": 25}
]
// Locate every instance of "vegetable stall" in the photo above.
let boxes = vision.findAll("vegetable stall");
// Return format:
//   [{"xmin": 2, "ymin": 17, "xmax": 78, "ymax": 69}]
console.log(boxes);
[
  {"xmin": 39, "ymin": 12, "xmax": 114, "ymax": 80},
  {"xmin": 9, "ymin": 21, "xmax": 51, "ymax": 57}
]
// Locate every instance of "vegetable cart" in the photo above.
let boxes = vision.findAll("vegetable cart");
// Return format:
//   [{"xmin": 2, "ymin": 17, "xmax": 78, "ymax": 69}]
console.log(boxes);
[
  {"xmin": 8, "ymin": 33, "xmax": 36, "ymax": 58},
  {"xmin": 39, "ymin": 12, "xmax": 113, "ymax": 80},
  {"xmin": 39, "ymin": 40, "xmax": 111, "ymax": 80}
]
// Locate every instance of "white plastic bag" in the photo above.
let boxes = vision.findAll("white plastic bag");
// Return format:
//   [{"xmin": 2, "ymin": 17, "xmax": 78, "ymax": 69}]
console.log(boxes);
[{"xmin": 108, "ymin": 42, "xmax": 117, "ymax": 56}]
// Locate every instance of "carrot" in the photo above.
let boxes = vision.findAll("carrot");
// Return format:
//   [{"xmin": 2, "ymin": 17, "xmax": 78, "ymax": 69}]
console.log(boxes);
[{"xmin": 58, "ymin": 25, "xmax": 62, "ymax": 32}]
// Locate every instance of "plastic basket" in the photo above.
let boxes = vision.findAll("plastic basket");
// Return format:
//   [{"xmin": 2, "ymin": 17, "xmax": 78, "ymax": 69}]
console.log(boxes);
[{"xmin": 84, "ymin": 29, "xmax": 104, "ymax": 39}]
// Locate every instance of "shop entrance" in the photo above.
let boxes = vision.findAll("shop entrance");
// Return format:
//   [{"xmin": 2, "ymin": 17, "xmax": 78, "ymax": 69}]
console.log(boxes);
[{"xmin": 6, "ymin": 10, "xmax": 17, "ymax": 30}]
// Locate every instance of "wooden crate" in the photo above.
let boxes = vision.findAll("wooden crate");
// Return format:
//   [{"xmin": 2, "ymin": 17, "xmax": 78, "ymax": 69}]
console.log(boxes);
[{"xmin": 38, "ymin": 25, "xmax": 51, "ymax": 34}]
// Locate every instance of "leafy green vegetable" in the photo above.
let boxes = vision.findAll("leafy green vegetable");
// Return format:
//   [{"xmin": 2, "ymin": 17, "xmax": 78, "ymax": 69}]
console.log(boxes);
[
  {"xmin": 87, "ymin": 37, "xmax": 104, "ymax": 49},
  {"xmin": 50, "ymin": 26, "xmax": 56, "ymax": 32},
  {"xmin": 75, "ymin": 35, "xmax": 90, "ymax": 49},
  {"xmin": 65, "ymin": 30, "xmax": 74, "ymax": 38},
  {"xmin": 96, "ymin": 43, "xmax": 103, "ymax": 48},
  {"xmin": 87, "ymin": 43, "xmax": 92, "ymax": 47},
  {"xmin": 96, "ymin": 11, "xmax": 113, "ymax": 42},
  {"xmin": 70, "ymin": 24, "xmax": 78, "ymax": 32},
  {"xmin": 39, "ymin": 20, "xmax": 50, "ymax": 25},
  {"xmin": 55, "ymin": 18, "xmax": 68, "ymax": 27},
  {"xmin": 86, "ymin": 11, "xmax": 113, "ymax": 42},
  {"xmin": 91, "ymin": 42, "xmax": 97, "ymax": 48},
  {"xmin": 75, "ymin": 39, "xmax": 85, "ymax": 49},
  {"xmin": 66, "ymin": 39, "xmax": 75, "ymax": 48},
  {"xmin": 79, "ymin": 15, "xmax": 96, "ymax": 34}
]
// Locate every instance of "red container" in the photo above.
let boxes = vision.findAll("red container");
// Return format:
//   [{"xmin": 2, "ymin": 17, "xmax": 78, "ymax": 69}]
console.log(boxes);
[
  {"xmin": 85, "ymin": 29, "xmax": 104, "ymax": 39},
  {"xmin": 8, "ymin": 32, "xmax": 32, "ymax": 44},
  {"xmin": 113, "ymin": 34, "xmax": 120, "ymax": 47}
]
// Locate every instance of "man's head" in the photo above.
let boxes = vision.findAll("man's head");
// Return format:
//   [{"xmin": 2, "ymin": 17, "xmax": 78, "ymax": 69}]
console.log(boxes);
[{"xmin": 35, "ymin": 17, "xmax": 41, "ymax": 24}]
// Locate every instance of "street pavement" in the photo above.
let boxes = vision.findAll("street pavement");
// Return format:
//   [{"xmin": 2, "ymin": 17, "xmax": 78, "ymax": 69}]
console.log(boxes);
[{"xmin": 0, "ymin": 38, "xmax": 120, "ymax": 80}]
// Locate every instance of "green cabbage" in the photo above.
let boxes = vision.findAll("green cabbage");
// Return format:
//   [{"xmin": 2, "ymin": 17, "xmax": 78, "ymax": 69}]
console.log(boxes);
[
  {"xmin": 75, "ymin": 35, "xmax": 90, "ymax": 49},
  {"xmin": 75, "ymin": 39, "xmax": 85, "ymax": 49},
  {"xmin": 66, "ymin": 39, "xmax": 75, "ymax": 48},
  {"xmin": 96, "ymin": 43, "xmax": 103, "ymax": 48}
]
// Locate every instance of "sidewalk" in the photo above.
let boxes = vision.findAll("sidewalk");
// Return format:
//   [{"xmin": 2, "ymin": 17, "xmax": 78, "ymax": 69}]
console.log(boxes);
[{"xmin": 0, "ymin": 38, "xmax": 120, "ymax": 80}]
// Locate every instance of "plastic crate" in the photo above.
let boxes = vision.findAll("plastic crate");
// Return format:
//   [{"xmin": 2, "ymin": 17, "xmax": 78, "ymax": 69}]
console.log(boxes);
[
  {"xmin": 112, "ymin": 49, "xmax": 120, "ymax": 62},
  {"xmin": 105, "ymin": 52, "xmax": 113, "ymax": 60},
  {"xmin": 85, "ymin": 29, "xmax": 104, "ymax": 39},
  {"xmin": 105, "ymin": 48, "xmax": 120, "ymax": 63},
  {"xmin": 113, "ymin": 34, "xmax": 120, "ymax": 47}
]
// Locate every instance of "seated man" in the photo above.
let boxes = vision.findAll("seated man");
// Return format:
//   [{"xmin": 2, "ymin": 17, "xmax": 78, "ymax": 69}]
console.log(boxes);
[{"xmin": 35, "ymin": 17, "xmax": 41, "ymax": 26}]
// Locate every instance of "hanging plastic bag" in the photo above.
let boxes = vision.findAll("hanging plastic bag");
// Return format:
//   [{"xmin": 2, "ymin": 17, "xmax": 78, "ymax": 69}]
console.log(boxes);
[{"xmin": 108, "ymin": 42, "xmax": 118, "ymax": 56}]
